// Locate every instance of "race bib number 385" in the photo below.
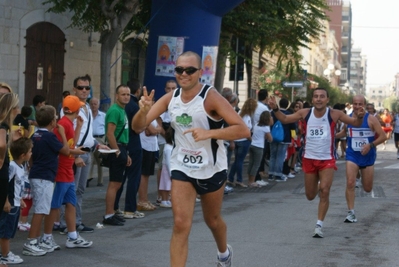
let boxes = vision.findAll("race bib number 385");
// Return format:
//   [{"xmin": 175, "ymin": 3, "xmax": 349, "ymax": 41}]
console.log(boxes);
[
  {"xmin": 308, "ymin": 125, "xmax": 327, "ymax": 140},
  {"xmin": 177, "ymin": 147, "xmax": 208, "ymax": 170}
]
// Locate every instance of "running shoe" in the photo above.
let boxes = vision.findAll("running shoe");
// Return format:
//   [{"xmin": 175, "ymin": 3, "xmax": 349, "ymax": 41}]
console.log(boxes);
[
  {"xmin": 39, "ymin": 236, "xmax": 58, "ymax": 252},
  {"xmin": 344, "ymin": 211, "xmax": 357, "ymax": 223},
  {"xmin": 66, "ymin": 234, "xmax": 93, "ymax": 248},
  {"xmin": 313, "ymin": 225, "xmax": 323, "ymax": 238},
  {"xmin": 42, "ymin": 235, "xmax": 61, "ymax": 251},
  {"xmin": 1, "ymin": 251, "xmax": 24, "ymax": 264},
  {"xmin": 217, "ymin": 244, "xmax": 233, "ymax": 267},
  {"xmin": 160, "ymin": 201, "xmax": 172, "ymax": 208},
  {"xmin": 287, "ymin": 173, "xmax": 295, "ymax": 179},
  {"xmin": 22, "ymin": 239, "xmax": 47, "ymax": 256},
  {"xmin": 18, "ymin": 222, "xmax": 31, "ymax": 232},
  {"xmin": 355, "ymin": 178, "xmax": 361, "ymax": 188},
  {"xmin": 103, "ymin": 215, "xmax": 124, "ymax": 226},
  {"xmin": 256, "ymin": 180, "xmax": 268, "ymax": 186},
  {"xmin": 224, "ymin": 185, "xmax": 234, "ymax": 195},
  {"xmin": 275, "ymin": 176, "xmax": 287, "ymax": 182},
  {"xmin": 76, "ymin": 224, "xmax": 94, "ymax": 233}
]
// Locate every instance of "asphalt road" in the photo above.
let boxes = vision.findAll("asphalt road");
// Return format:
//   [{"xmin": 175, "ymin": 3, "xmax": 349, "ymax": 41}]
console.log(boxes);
[{"xmin": 11, "ymin": 140, "xmax": 399, "ymax": 267}]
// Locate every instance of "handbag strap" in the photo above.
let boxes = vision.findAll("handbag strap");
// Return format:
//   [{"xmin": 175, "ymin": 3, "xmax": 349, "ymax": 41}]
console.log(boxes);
[{"xmin": 78, "ymin": 109, "xmax": 91, "ymax": 147}]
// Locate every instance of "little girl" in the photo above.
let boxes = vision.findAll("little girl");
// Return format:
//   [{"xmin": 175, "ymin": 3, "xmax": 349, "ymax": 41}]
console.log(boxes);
[
  {"xmin": 247, "ymin": 111, "xmax": 272, "ymax": 187},
  {"xmin": 159, "ymin": 128, "xmax": 173, "ymax": 208}
]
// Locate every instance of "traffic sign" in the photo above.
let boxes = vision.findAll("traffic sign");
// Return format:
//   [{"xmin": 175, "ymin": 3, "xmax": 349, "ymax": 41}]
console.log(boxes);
[{"xmin": 282, "ymin": 81, "xmax": 304, "ymax": 88}]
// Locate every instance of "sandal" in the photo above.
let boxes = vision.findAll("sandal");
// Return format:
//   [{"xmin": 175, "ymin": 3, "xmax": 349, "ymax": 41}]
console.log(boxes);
[
  {"xmin": 235, "ymin": 182, "xmax": 248, "ymax": 188},
  {"xmin": 137, "ymin": 202, "xmax": 156, "ymax": 211}
]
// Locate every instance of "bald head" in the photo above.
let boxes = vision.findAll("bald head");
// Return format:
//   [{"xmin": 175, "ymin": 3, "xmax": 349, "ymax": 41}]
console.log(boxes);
[{"xmin": 352, "ymin": 95, "xmax": 365, "ymax": 105}]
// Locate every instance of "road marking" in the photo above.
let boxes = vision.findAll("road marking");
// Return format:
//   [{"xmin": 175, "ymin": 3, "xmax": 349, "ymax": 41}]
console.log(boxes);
[{"xmin": 384, "ymin": 163, "xmax": 399, "ymax": 169}]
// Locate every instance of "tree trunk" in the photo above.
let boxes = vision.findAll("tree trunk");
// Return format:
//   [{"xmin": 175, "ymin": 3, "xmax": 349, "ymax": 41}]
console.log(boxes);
[
  {"xmin": 99, "ymin": 30, "xmax": 122, "ymax": 111},
  {"xmin": 214, "ymin": 33, "xmax": 232, "ymax": 92}
]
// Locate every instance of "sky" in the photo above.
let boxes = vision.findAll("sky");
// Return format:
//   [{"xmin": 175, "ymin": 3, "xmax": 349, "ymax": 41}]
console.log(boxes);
[{"xmin": 350, "ymin": 0, "xmax": 399, "ymax": 91}]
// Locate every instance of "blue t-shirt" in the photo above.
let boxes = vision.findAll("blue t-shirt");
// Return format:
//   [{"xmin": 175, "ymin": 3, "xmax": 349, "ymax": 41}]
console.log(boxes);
[{"xmin": 29, "ymin": 129, "xmax": 63, "ymax": 182}]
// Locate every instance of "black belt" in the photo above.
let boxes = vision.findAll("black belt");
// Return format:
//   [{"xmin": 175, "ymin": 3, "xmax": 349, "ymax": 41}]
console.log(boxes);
[{"xmin": 93, "ymin": 135, "xmax": 104, "ymax": 138}]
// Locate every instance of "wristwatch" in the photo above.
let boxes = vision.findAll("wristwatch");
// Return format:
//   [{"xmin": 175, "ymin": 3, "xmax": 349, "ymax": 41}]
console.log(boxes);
[{"xmin": 369, "ymin": 142, "xmax": 375, "ymax": 149}]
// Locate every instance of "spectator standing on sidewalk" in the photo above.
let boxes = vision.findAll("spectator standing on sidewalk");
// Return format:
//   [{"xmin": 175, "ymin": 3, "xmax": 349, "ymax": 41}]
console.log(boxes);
[
  {"xmin": 59, "ymin": 75, "xmax": 108, "ymax": 233},
  {"xmin": 89, "ymin": 97, "xmax": 106, "ymax": 187},
  {"xmin": 156, "ymin": 80, "xmax": 177, "ymax": 204},
  {"xmin": 113, "ymin": 79, "xmax": 145, "ymax": 219},
  {"xmin": 102, "ymin": 85, "xmax": 131, "ymax": 226},
  {"xmin": 269, "ymin": 98, "xmax": 295, "ymax": 182},
  {"xmin": 252, "ymin": 89, "xmax": 271, "ymax": 186},
  {"xmin": 42, "ymin": 96, "xmax": 92, "ymax": 250}
]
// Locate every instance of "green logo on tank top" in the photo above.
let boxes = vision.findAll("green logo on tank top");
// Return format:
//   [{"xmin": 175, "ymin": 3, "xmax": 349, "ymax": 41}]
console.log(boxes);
[{"xmin": 176, "ymin": 113, "xmax": 192, "ymax": 127}]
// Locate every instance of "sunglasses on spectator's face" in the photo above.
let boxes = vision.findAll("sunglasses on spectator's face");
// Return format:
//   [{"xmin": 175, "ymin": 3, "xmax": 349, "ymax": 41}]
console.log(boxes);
[
  {"xmin": 76, "ymin": 86, "xmax": 90, "ymax": 90},
  {"xmin": 174, "ymin": 66, "xmax": 200, "ymax": 75}
]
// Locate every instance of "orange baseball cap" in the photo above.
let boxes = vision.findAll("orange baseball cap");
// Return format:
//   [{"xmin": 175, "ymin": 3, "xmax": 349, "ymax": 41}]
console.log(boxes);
[{"xmin": 63, "ymin": 95, "xmax": 85, "ymax": 114}]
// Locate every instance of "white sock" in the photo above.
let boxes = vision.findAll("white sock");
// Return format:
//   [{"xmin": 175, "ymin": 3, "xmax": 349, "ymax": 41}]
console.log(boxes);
[
  {"xmin": 43, "ymin": 233, "xmax": 52, "ymax": 240},
  {"xmin": 104, "ymin": 214, "xmax": 114, "ymax": 219},
  {"xmin": 217, "ymin": 248, "xmax": 229, "ymax": 260},
  {"xmin": 349, "ymin": 209, "xmax": 355, "ymax": 214},
  {"xmin": 68, "ymin": 231, "xmax": 78, "ymax": 240},
  {"xmin": 316, "ymin": 220, "xmax": 323, "ymax": 227}
]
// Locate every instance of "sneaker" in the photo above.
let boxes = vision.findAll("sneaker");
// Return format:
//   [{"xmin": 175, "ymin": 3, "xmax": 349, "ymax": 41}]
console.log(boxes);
[
  {"xmin": 22, "ymin": 239, "xmax": 47, "ymax": 256},
  {"xmin": 217, "ymin": 244, "xmax": 233, "ymax": 267},
  {"xmin": 114, "ymin": 214, "xmax": 126, "ymax": 223},
  {"xmin": 155, "ymin": 197, "xmax": 162, "ymax": 206},
  {"xmin": 1, "ymin": 251, "xmax": 24, "ymax": 264},
  {"xmin": 123, "ymin": 211, "xmax": 145, "ymax": 219},
  {"xmin": 103, "ymin": 215, "xmax": 124, "ymax": 226},
  {"xmin": 268, "ymin": 175, "xmax": 274, "ymax": 181},
  {"xmin": 114, "ymin": 209, "xmax": 124, "ymax": 216},
  {"xmin": 313, "ymin": 225, "xmax": 323, "ymax": 238},
  {"xmin": 76, "ymin": 224, "xmax": 94, "ymax": 233},
  {"xmin": 39, "ymin": 237, "xmax": 57, "ymax": 252},
  {"xmin": 256, "ymin": 180, "xmax": 268, "ymax": 186},
  {"xmin": 344, "ymin": 211, "xmax": 357, "ymax": 223},
  {"xmin": 59, "ymin": 227, "xmax": 67, "ymax": 235},
  {"xmin": 160, "ymin": 201, "xmax": 172, "ymax": 208},
  {"xmin": 287, "ymin": 173, "xmax": 295, "ymax": 179},
  {"xmin": 224, "ymin": 185, "xmax": 234, "ymax": 195},
  {"xmin": 275, "ymin": 176, "xmax": 287, "ymax": 182},
  {"xmin": 18, "ymin": 222, "xmax": 31, "ymax": 231},
  {"xmin": 195, "ymin": 197, "xmax": 201, "ymax": 202},
  {"xmin": 42, "ymin": 236, "xmax": 61, "ymax": 251},
  {"xmin": 52, "ymin": 223, "xmax": 60, "ymax": 231},
  {"xmin": 66, "ymin": 234, "xmax": 93, "ymax": 248},
  {"xmin": 355, "ymin": 178, "xmax": 361, "ymax": 188}
]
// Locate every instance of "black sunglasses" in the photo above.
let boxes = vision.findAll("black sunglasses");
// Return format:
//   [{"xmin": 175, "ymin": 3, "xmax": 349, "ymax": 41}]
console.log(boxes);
[
  {"xmin": 174, "ymin": 66, "xmax": 200, "ymax": 75},
  {"xmin": 76, "ymin": 86, "xmax": 91, "ymax": 90}
]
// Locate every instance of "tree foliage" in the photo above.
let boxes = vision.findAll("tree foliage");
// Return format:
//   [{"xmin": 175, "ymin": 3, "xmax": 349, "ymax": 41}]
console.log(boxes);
[{"xmin": 219, "ymin": 0, "xmax": 328, "ymax": 82}]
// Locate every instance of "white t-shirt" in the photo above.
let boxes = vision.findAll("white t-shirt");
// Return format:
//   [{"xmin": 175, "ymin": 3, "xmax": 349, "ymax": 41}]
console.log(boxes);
[
  {"xmin": 140, "ymin": 120, "xmax": 159, "ymax": 152},
  {"xmin": 8, "ymin": 161, "xmax": 27, "ymax": 207},
  {"xmin": 235, "ymin": 114, "xmax": 252, "ymax": 142},
  {"xmin": 251, "ymin": 125, "xmax": 271, "ymax": 148}
]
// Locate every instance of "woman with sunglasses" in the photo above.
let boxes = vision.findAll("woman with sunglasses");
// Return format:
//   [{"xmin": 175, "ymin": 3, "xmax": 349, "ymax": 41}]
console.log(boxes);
[{"xmin": 133, "ymin": 51, "xmax": 250, "ymax": 267}]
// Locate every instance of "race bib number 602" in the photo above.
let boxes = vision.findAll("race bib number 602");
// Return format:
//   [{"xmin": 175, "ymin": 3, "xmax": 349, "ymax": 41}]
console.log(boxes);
[{"xmin": 177, "ymin": 147, "xmax": 208, "ymax": 170}]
